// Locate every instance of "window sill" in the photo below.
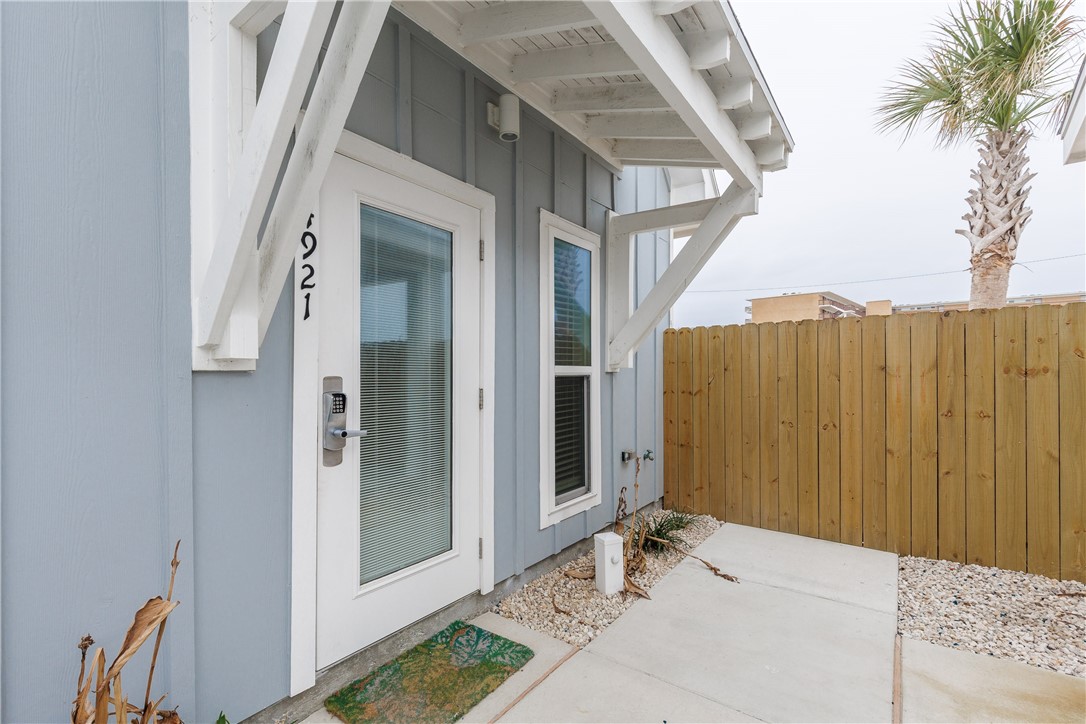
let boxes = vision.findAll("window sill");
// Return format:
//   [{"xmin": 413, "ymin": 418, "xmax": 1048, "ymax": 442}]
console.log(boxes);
[{"xmin": 540, "ymin": 488, "xmax": 601, "ymax": 530}]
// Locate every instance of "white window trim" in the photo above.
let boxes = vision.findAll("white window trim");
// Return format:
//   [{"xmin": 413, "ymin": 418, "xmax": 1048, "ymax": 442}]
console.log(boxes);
[{"xmin": 539, "ymin": 209, "xmax": 603, "ymax": 530}]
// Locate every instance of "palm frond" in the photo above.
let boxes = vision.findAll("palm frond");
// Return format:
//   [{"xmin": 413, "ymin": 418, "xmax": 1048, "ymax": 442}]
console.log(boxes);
[{"xmin": 875, "ymin": 0, "xmax": 1083, "ymax": 144}]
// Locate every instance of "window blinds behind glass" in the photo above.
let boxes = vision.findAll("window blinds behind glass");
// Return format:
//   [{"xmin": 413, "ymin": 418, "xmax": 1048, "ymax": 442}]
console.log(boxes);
[{"xmin": 358, "ymin": 205, "xmax": 453, "ymax": 585}]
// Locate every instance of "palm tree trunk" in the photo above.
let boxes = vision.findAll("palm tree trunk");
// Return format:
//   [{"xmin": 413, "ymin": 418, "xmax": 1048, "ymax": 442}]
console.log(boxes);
[{"xmin": 957, "ymin": 129, "xmax": 1034, "ymax": 310}]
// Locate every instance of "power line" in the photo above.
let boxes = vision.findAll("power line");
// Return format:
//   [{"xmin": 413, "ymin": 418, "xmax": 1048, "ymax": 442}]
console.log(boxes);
[{"xmin": 682, "ymin": 253, "xmax": 1086, "ymax": 294}]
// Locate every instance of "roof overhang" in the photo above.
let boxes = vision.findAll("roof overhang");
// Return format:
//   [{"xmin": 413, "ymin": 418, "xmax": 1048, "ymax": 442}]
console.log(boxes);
[
  {"xmin": 1062, "ymin": 59, "xmax": 1086, "ymax": 164},
  {"xmin": 396, "ymin": 0, "xmax": 793, "ymax": 185},
  {"xmin": 188, "ymin": 0, "xmax": 793, "ymax": 370}
]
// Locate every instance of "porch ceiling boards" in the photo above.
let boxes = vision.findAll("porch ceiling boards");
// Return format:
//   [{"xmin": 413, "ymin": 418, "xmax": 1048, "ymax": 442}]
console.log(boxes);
[{"xmin": 393, "ymin": 0, "xmax": 794, "ymax": 184}]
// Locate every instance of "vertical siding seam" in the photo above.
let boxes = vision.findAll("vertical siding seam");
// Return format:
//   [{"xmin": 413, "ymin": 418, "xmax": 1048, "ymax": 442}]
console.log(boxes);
[
  {"xmin": 464, "ymin": 72, "xmax": 475, "ymax": 186},
  {"xmin": 396, "ymin": 24, "xmax": 412, "ymax": 157}
]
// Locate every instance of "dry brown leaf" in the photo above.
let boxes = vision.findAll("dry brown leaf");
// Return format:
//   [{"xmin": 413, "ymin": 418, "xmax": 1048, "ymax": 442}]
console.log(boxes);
[
  {"xmin": 73, "ymin": 647, "xmax": 103, "ymax": 724},
  {"xmin": 94, "ymin": 647, "xmax": 109, "ymax": 724},
  {"xmin": 99, "ymin": 598, "xmax": 179, "ymax": 691},
  {"xmin": 623, "ymin": 572, "xmax": 651, "ymax": 600},
  {"xmin": 551, "ymin": 596, "xmax": 572, "ymax": 615},
  {"xmin": 157, "ymin": 708, "xmax": 182, "ymax": 724},
  {"xmin": 563, "ymin": 568, "xmax": 595, "ymax": 580}
]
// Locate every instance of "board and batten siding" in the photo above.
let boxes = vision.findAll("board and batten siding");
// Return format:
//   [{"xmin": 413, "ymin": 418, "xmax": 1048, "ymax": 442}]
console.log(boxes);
[{"xmin": 0, "ymin": 5, "xmax": 669, "ymax": 721}]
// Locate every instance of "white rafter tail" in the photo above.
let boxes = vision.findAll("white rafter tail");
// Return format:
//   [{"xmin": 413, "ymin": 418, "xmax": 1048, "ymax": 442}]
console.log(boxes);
[
  {"xmin": 678, "ymin": 30, "xmax": 731, "ymax": 71},
  {"xmin": 739, "ymin": 112, "xmax": 773, "ymax": 141},
  {"xmin": 194, "ymin": 0, "xmax": 335, "ymax": 354},
  {"xmin": 607, "ymin": 184, "xmax": 758, "ymax": 371},
  {"xmin": 715, "ymin": 78, "xmax": 753, "ymax": 110},
  {"xmin": 552, "ymin": 82, "xmax": 670, "ymax": 113},
  {"xmin": 612, "ymin": 139, "xmax": 716, "ymax": 165},
  {"xmin": 587, "ymin": 1, "xmax": 762, "ymax": 190},
  {"xmin": 753, "ymin": 139, "xmax": 786, "ymax": 167},
  {"xmin": 231, "ymin": 0, "xmax": 288, "ymax": 35},
  {"xmin": 459, "ymin": 1, "xmax": 598, "ymax": 45},
  {"xmin": 585, "ymin": 112, "xmax": 694, "ymax": 139},
  {"xmin": 653, "ymin": 0, "xmax": 700, "ymax": 15},
  {"xmin": 511, "ymin": 42, "xmax": 637, "ymax": 82},
  {"xmin": 257, "ymin": 0, "xmax": 392, "ymax": 346}
]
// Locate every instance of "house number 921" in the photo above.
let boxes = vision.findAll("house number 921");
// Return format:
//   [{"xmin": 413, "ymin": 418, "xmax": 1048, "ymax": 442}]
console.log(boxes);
[{"xmin": 300, "ymin": 213, "xmax": 316, "ymax": 320}]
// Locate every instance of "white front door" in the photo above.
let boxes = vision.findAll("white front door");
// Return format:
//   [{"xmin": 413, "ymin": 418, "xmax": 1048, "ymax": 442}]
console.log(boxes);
[{"xmin": 313, "ymin": 151, "xmax": 484, "ymax": 669}]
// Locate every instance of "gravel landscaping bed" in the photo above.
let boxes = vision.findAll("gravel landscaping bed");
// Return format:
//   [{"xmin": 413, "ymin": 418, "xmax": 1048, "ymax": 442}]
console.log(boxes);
[
  {"xmin": 495, "ymin": 511, "xmax": 721, "ymax": 647},
  {"xmin": 898, "ymin": 556, "xmax": 1086, "ymax": 677}
]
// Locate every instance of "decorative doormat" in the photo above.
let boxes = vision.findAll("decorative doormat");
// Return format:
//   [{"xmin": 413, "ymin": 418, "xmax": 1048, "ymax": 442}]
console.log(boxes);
[{"xmin": 324, "ymin": 620, "xmax": 534, "ymax": 723}]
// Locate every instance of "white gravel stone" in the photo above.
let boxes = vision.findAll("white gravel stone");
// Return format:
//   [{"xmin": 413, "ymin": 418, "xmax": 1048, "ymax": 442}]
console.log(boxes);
[
  {"xmin": 897, "ymin": 556, "xmax": 1086, "ymax": 678},
  {"xmin": 494, "ymin": 511, "xmax": 721, "ymax": 647}
]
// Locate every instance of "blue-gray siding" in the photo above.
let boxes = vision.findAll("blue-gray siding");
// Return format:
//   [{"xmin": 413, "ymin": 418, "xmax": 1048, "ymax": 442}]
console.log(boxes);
[{"xmin": 1, "ymin": 5, "xmax": 669, "ymax": 720}]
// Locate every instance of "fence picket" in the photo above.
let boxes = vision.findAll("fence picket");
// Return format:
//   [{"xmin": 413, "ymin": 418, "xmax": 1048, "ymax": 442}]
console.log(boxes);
[
  {"xmin": 708, "ymin": 326, "xmax": 727, "ymax": 521},
  {"xmin": 692, "ymin": 327, "xmax": 710, "ymax": 514},
  {"xmin": 994, "ymin": 307, "xmax": 1027, "ymax": 572},
  {"xmin": 818, "ymin": 320, "xmax": 842, "ymax": 542},
  {"xmin": 965, "ymin": 309, "xmax": 996, "ymax": 566},
  {"xmin": 796, "ymin": 320, "xmax": 819, "ymax": 538},
  {"xmin": 862, "ymin": 316, "xmax": 888, "ymax": 551},
  {"xmin": 1026, "ymin": 305, "xmax": 1060, "ymax": 578},
  {"xmin": 676, "ymin": 328, "xmax": 693, "ymax": 513},
  {"xmin": 759, "ymin": 323, "xmax": 780, "ymax": 530},
  {"xmin": 1059, "ymin": 303, "xmax": 1086, "ymax": 582},
  {"xmin": 938, "ymin": 311, "xmax": 967, "ymax": 563},
  {"xmin": 723, "ymin": 325, "xmax": 743, "ymax": 523},
  {"xmin": 777, "ymin": 322, "xmax": 799, "ymax": 534},
  {"xmin": 663, "ymin": 329, "xmax": 677, "ymax": 509},
  {"xmin": 839, "ymin": 318, "xmax": 863, "ymax": 547},
  {"xmin": 910, "ymin": 312, "xmax": 939, "ymax": 559},
  {"xmin": 741, "ymin": 324, "xmax": 761, "ymax": 526}
]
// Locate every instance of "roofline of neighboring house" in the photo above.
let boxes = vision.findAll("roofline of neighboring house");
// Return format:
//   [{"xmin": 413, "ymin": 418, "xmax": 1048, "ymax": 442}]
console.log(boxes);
[
  {"xmin": 1061, "ymin": 57, "xmax": 1086, "ymax": 137},
  {"xmin": 1060, "ymin": 57, "xmax": 1086, "ymax": 163}
]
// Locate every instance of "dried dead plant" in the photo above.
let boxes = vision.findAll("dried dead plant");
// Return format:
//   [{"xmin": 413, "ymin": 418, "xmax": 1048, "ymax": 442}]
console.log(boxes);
[{"xmin": 72, "ymin": 541, "xmax": 183, "ymax": 724}]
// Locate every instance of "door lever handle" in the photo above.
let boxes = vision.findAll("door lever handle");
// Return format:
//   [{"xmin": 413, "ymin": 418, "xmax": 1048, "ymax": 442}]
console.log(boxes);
[{"xmin": 330, "ymin": 428, "xmax": 368, "ymax": 439}]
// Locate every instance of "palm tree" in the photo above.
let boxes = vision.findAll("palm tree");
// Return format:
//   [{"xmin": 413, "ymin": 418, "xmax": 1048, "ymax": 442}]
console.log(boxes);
[{"xmin": 876, "ymin": 0, "xmax": 1081, "ymax": 309}]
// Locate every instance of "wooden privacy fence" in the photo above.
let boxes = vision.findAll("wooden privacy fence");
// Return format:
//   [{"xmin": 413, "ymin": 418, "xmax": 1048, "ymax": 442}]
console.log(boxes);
[{"xmin": 663, "ymin": 303, "xmax": 1085, "ymax": 582}]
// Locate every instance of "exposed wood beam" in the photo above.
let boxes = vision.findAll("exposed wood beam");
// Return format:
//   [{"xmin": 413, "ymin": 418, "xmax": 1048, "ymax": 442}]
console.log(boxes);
[
  {"xmin": 715, "ymin": 78, "xmax": 753, "ymax": 110},
  {"xmin": 588, "ymin": 1, "xmax": 761, "ymax": 190},
  {"xmin": 763, "ymin": 150, "xmax": 790, "ymax": 172},
  {"xmin": 611, "ymin": 139, "xmax": 715, "ymax": 164},
  {"xmin": 740, "ymin": 112, "xmax": 773, "ymax": 141},
  {"xmin": 256, "ymin": 0, "xmax": 392, "ymax": 344},
  {"xmin": 653, "ymin": 0, "xmax": 700, "ymax": 15},
  {"xmin": 611, "ymin": 196, "xmax": 718, "ymax": 237},
  {"xmin": 585, "ymin": 112, "xmax": 694, "ymax": 139},
  {"xmin": 512, "ymin": 41, "xmax": 637, "ymax": 82},
  {"xmin": 552, "ymin": 82, "xmax": 670, "ymax": 113},
  {"xmin": 230, "ymin": 0, "xmax": 288, "ymax": 35},
  {"xmin": 678, "ymin": 30, "xmax": 730, "ymax": 70},
  {"xmin": 195, "ymin": 1, "xmax": 335, "ymax": 349},
  {"xmin": 459, "ymin": 1, "xmax": 598, "ymax": 45},
  {"xmin": 608, "ymin": 183, "xmax": 757, "ymax": 370}
]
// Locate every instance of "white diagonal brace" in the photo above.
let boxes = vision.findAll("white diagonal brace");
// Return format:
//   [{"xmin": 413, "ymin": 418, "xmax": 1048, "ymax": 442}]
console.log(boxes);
[
  {"xmin": 611, "ymin": 196, "xmax": 718, "ymax": 237},
  {"xmin": 587, "ymin": 1, "xmax": 761, "ymax": 190},
  {"xmin": 257, "ymin": 0, "xmax": 391, "ymax": 345},
  {"xmin": 607, "ymin": 183, "xmax": 757, "ymax": 371},
  {"xmin": 460, "ymin": 1, "xmax": 599, "ymax": 45},
  {"xmin": 231, "ymin": 1, "xmax": 289, "ymax": 35},
  {"xmin": 194, "ymin": 0, "xmax": 334, "ymax": 349}
]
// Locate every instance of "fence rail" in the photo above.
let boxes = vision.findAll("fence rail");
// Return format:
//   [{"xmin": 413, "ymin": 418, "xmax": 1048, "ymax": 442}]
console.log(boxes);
[{"xmin": 663, "ymin": 304, "xmax": 1085, "ymax": 582}]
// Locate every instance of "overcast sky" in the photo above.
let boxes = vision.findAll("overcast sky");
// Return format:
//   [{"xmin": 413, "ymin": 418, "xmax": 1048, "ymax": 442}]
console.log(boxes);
[{"xmin": 671, "ymin": 0, "xmax": 1086, "ymax": 328}]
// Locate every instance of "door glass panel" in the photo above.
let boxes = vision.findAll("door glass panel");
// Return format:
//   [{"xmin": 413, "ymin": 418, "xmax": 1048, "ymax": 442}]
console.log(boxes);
[
  {"xmin": 358, "ymin": 205, "xmax": 453, "ymax": 585},
  {"xmin": 553, "ymin": 239, "xmax": 592, "ymax": 367}
]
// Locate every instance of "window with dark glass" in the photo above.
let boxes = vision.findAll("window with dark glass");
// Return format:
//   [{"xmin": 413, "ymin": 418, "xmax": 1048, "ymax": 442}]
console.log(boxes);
[{"xmin": 553, "ymin": 238, "xmax": 591, "ymax": 503}]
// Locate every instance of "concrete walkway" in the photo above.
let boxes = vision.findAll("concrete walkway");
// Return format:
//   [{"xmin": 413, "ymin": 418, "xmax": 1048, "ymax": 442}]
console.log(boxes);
[{"xmin": 465, "ymin": 523, "xmax": 1085, "ymax": 723}]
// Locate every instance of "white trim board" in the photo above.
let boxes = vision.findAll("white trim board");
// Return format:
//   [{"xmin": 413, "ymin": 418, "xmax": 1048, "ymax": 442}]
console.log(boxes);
[
  {"xmin": 290, "ymin": 128, "xmax": 496, "ymax": 695},
  {"xmin": 538, "ymin": 209, "xmax": 603, "ymax": 529}
]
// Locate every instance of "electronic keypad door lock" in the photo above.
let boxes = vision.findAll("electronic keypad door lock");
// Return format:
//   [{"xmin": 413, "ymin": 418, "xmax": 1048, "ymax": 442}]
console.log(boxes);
[{"xmin": 322, "ymin": 376, "xmax": 367, "ymax": 466}]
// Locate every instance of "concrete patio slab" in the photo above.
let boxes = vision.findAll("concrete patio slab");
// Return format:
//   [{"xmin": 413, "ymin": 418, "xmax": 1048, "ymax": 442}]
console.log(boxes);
[
  {"xmin": 901, "ymin": 637, "xmax": 1086, "ymax": 723},
  {"xmin": 584, "ymin": 552, "xmax": 896, "ymax": 723},
  {"xmin": 697, "ymin": 524, "xmax": 899, "ymax": 613},
  {"xmin": 499, "ymin": 648, "xmax": 762, "ymax": 723},
  {"xmin": 461, "ymin": 612, "xmax": 577, "ymax": 723}
]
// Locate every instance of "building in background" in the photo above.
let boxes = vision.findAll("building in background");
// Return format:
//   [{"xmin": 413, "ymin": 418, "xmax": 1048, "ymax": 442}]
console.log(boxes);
[{"xmin": 746, "ymin": 290, "xmax": 1085, "ymax": 323}]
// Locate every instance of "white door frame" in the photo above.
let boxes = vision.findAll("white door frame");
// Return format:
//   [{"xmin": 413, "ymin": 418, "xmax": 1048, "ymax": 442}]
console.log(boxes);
[{"xmin": 289, "ymin": 129, "xmax": 496, "ymax": 695}]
